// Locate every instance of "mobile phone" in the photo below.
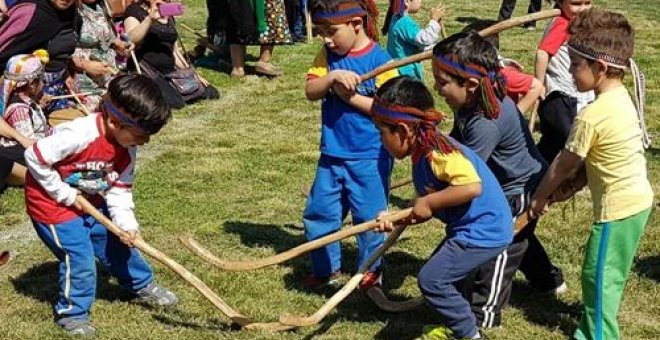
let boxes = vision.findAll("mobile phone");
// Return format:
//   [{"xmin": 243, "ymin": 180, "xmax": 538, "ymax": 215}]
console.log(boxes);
[{"xmin": 158, "ymin": 2, "xmax": 184, "ymax": 17}]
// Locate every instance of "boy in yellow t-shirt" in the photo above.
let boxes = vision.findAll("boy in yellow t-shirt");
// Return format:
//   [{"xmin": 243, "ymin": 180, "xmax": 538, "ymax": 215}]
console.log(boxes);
[{"xmin": 529, "ymin": 9, "xmax": 653, "ymax": 340}]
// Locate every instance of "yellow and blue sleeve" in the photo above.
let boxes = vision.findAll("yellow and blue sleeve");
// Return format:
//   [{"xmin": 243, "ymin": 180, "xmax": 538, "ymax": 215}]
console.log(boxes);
[
  {"xmin": 429, "ymin": 150, "xmax": 482, "ymax": 185},
  {"xmin": 307, "ymin": 49, "xmax": 328, "ymax": 80},
  {"xmin": 375, "ymin": 63, "xmax": 399, "ymax": 88}
]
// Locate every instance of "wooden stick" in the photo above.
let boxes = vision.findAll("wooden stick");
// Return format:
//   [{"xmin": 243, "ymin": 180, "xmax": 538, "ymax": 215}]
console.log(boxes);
[
  {"xmin": 181, "ymin": 208, "xmax": 413, "ymax": 272},
  {"xmin": 75, "ymin": 196, "xmax": 292, "ymax": 330},
  {"xmin": 0, "ymin": 250, "xmax": 11, "ymax": 269},
  {"xmin": 360, "ymin": 9, "xmax": 561, "ymax": 82},
  {"xmin": 70, "ymin": 89, "xmax": 91, "ymax": 116},
  {"xmin": 528, "ymin": 99, "xmax": 540, "ymax": 133},
  {"xmin": 179, "ymin": 22, "xmax": 205, "ymax": 39},
  {"xmin": 50, "ymin": 92, "xmax": 97, "ymax": 100},
  {"xmin": 131, "ymin": 51, "xmax": 142, "ymax": 75},
  {"xmin": 305, "ymin": 7, "xmax": 313, "ymax": 43},
  {"xmin": 279, "ymin": 223, "xmax": 409, "ymax": 327}
]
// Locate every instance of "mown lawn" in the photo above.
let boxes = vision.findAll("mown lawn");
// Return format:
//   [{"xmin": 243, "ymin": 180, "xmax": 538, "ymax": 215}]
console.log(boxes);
[{"xmin": 0, "ymin": 0, "xmax": 658, "ymax": 339}]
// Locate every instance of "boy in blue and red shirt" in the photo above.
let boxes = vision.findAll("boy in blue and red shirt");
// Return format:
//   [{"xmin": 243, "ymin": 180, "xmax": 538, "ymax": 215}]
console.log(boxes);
[{"xmin": 303, "ymin": 0, "xmax": 398, "ymax": 288}]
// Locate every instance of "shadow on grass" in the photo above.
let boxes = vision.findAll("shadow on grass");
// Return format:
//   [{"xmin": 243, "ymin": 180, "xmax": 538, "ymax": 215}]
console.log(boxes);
[
  {"xmin": 507, "ymin": 280, "xmax": 581, "ymax": 337},
  {"xmin": 456, "ymin": 16, "xmax": 486, "ymax": 24},
  {"xmin": 634, "ymin": 255, "xmax": 660, "ymax": 282},
  {"xmin": 11, "ymin": 261, "xmax": 136, "ymax": 304},
  {"xmin": 152, "ymin": 313, "xmax": 235, "ymax": 332},
  {"xmin": 389, "ymin": 194, "xmax": 412, "ymax": 210}
]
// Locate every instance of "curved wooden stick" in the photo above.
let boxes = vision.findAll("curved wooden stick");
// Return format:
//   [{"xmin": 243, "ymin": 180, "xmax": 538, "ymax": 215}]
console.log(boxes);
[
  {"xmin": 360, "ymin": 9, "xmax": 561, "ymax": 82},
  {"xmin": 181, "ymin": 208, "xmax": 413, "ymax": 272},
  {"xmin": 75, "ymin": 196, "xmax": 291, "ymax": 330},
  {"xmin": 279, "ymin": 222, "xmax": 409, "ymax": 327},
  {"xmin": 365, "ymin": 286, "xmax": 425, "ymax": 312}
]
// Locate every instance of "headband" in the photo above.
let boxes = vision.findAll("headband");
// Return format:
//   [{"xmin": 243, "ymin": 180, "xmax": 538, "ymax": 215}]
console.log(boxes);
[
  {"xmin": 102, "ymin": 100, "xmax": 148, "ymax": 134},
  {"xmin": 567, "ymin": 43, "xmax": 629, "ymax": 69},
  {"xmin": 433, "ymin": 53, "xmax": 506, "ymax": 119},
  {"xmin": 1, "ymin": 52, "xmax": 47, "ymax": 115},
  {"xmin": 312, "ymin": 2, "xmax": 367, "ymax": 25}
]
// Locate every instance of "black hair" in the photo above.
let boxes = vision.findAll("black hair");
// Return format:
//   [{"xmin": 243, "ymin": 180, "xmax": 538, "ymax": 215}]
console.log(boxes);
[
  {"xmin": 433, "ymin": 31, "xmax": 499, "ymax": 75},
  {"xmin": 106, "ymin": 74, "xmax": 171, "ymax": 135},
  {"xmin": 461, "ymin": 19, "xmax": 499, "ymax": 49},
  {"xmin": 376, "ymin": 76, "xmax": 435, "ymax": 111}
]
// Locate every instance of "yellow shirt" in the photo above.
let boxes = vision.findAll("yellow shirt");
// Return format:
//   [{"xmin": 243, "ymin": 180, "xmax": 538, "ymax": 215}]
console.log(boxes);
[{"xmin": 565, "ymin": 86, "xmax": 653, "ymax": 222}]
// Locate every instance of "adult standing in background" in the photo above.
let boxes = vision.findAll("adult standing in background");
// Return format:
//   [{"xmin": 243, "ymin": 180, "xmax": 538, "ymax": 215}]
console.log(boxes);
[
  {"xmin": 497, "ymin": 0, "xmax": 542, "ymax": 30},
  {"xmin": 217, "ymin": 0, "xmax": 292, "ymax": 78}
]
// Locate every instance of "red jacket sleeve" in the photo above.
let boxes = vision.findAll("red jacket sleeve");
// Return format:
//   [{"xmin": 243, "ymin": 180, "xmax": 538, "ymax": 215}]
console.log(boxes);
[
  {"xmin": 501, "ymin": 67, "xmax": 533, "ymax": 102},
  {"xmin": 538, "ymin": 16, "xmax": 569, "ymax": 56}
]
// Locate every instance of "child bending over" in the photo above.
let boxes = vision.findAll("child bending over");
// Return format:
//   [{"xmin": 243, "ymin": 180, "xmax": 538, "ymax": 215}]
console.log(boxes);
[
  {"xmin": 373, "ymin": 76, "xmax": 512, "ymax": 339},
  {"xmin": 530, "ymin": 9, "xmax": 652, "ymax": 340},
  {"xmin": 303, "ymin": 0, "xmax": 399, "ymax": 289},
  {"xmin": 24, "ymin": 74, "xmax": 178, "ymax": 336}
]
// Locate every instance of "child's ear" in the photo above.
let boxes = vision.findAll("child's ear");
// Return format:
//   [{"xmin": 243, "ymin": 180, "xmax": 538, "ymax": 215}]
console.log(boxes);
[
  {"xmin": 465, "ymin": 77, "xmax": 480, "ymax": 94},
  {"xmin": 396, "ymin": 122, "xmax": 414, "ymax": 141},
  {"xmin": 350, "ymin": 17, "xmax": 363, "ymax": 31},
  {"xmin": 594, "ymin": 59, "xmax": 609, "ymax": 77}
]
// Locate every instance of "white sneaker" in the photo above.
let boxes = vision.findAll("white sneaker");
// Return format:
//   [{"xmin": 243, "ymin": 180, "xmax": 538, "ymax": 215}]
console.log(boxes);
[{"xmin": 542, "ymin": 282, "xmax": 568, "ymax": 295}]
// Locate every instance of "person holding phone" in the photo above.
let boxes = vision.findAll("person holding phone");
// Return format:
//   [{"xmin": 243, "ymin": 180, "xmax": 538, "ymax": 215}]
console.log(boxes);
[{"xmin": 124, "ymin": 0, "xmax": 219, "ymax": 109}]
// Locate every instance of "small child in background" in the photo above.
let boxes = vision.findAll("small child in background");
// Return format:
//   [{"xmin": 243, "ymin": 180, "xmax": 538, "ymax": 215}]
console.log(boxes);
[
  {"xmin": 534, "ymin": 0, "xmax": 593, "ymax": 162},
  {"xmin": 432, "ymin": 31, "xmax": 564, "ymax": 329},
  {"xmin": 372, "ymin": 76, "xmax": 512, "ymax": 340},
  {"xmin": 303, "ymin": 0, "xmax": 398, "ymax": 289},
  {"xmin": 382, "ymin": 0, "xmax": 445, "ymax": 80},
  {"xmin": 530, "ymin": 9, "xmax": 652, "ymax": 340},
  {"xmin": 24, "ymin": 75, "xmax": 178, "ymax": 336},
  {"xmin": 0, "ymin": 53, "xmax": 52, "ymax": 191},
  {"xmin": 463, "ymin": 20, "xmax": 545, "ymax": 114}
]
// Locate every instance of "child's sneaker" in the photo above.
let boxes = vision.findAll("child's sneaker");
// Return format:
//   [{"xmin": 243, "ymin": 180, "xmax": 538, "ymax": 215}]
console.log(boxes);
[
  {"xmin": 359, "ymin": 269, "xmax": 382, "ymax": 291},
  {"xmin": 541, "ymin": 282, "xmax": 568, "ymax": 296},
  {"xmin": 303, "ymin": 271, "xmax": 342, "ymax": 290},
  {"xmin": 420, "ymin": 324, "xmax": 487, "ymax": 340},
  {"xmin": 56, "ymin": 317, "xmax": 96, "ymax": 337},
  {"xmin": 136, "ymin": 282, "xmax": 178, "ymax": 307}
]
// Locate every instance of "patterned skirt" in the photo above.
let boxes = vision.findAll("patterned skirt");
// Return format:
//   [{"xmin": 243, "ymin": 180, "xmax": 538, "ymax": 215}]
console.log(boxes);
[{"xmin": 223, "ymin": 0, "xmax": 292, "ymax": 46}]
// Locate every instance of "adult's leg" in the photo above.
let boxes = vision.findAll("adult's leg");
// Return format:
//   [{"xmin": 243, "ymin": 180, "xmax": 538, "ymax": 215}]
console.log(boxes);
[
  {"xmin": 574, "ymin": 209, "xmax": 650, "ymax": 340},
  {"xmin": 498, "ymin": 0, "xmax": 518, "ymax": 21},
  {"xmin": 230, "ymin": 44, "xmax": 246, "ymax": 77},
  {"xmin": 255, "ymin": 45, "xmax": 283, "ymax": 76},
  {"xmin": 303, "ymin": 155, "xmax": 348, "ymax": 278}
]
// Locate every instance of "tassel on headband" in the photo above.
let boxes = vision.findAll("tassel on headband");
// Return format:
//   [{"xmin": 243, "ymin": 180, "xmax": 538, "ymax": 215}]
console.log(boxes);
[
  {"xmin": 371, "ymin": 96, "xmax": 457, "ymax": 162},
  {"xmin": 433, "ymin": 53, "xmax": 506, "ymax": 119},
  {"xmin": 568, "ymin": 42, "xmax": 651, "ymax": 148}
]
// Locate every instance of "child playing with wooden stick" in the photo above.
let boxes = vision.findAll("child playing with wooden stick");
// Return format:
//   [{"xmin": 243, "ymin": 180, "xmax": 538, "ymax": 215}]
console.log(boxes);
[
  {"xmin": 303, "ymin": 0, "xmax": 398, "ymax": 289},
  {"xmin": 530, "ymin": 9, "xmax": 653, "ymax": 340},
  {"xmin": 372, "ymin": 76, "xmax": 512, "ymax": 340},
  {"xmin": 382, "ymin": 0, "xmax": 445, "ymax": 80},
  {"xmin": 24, "ymin": 74, "xmax": 178, "ymax": 336}
]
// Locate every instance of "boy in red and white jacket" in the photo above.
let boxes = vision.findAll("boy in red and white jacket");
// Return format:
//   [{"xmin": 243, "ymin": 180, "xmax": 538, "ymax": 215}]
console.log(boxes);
[{"xmin": 25, "ymin": 74, "xmax": 176, "ymax": 336}]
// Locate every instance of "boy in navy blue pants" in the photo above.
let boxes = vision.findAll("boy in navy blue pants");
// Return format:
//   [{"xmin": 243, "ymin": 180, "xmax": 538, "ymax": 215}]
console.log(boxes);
[
  {"xmin": 303, "ymin": 0, "xmax": 398, "ymax": 288},
  {"xmin": 25, "ymin": 75, "xmax": 178, "ymax": 336},
  {"xmin": 372, "ymin": 76, "xmax": 512, "ymax": 339}
]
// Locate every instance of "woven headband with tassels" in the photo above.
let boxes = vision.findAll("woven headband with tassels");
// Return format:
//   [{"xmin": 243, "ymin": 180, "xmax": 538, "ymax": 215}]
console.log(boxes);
[
  {"xmin": 433, "ymin": 53, "xmax": 506, "ymax": 120},
  {"xmin": 371, "ymin": 97, "xmax": 457, "ymax": 162},
  {"xmin": 567, "ymin": 42, "xmax": 651, "ymax": 148},
  {"xmin": 312, "ymin": 0, "xmax": 379, "ymax": 41}
]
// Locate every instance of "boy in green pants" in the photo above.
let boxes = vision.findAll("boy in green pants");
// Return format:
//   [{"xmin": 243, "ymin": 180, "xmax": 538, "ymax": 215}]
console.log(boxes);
[{"xmin": 529, "ymin": 8, "xmax": 653, "ymax": 340}]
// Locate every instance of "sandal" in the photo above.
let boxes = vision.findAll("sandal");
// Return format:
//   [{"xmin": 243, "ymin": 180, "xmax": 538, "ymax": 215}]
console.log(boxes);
[{"xmin": 254, "ymin": 62, "xmax": 283, "ymax": 77}]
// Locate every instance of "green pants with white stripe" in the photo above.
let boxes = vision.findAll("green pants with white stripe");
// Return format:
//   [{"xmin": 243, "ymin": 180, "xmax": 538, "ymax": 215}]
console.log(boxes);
[{"xmin": 574, "ymin": 207, "xmax": 652, "ymax": 340}]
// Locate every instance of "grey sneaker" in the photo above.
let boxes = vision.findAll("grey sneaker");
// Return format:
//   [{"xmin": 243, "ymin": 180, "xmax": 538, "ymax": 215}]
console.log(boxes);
[
  {"xmin": 56, "ymin": 317, "xmax": 96, "ymax": 337},
  {"xmin": 136, "ymin": 282, "xmax": 179, "ymax": 307}
]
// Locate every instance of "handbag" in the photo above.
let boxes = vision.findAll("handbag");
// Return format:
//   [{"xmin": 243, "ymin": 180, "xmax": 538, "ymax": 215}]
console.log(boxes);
[{"xmin": 164, "ymin": 67, "xmax": 206, "ymax": 101}]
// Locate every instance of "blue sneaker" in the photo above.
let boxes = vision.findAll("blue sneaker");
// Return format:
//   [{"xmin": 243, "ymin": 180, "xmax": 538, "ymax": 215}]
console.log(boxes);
[{"xmin": 136, "ymin": 282, "xmax": 178, "ymax": 307}]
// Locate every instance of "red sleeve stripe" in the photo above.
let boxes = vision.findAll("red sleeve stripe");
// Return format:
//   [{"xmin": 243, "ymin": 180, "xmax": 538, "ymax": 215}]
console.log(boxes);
[
  {"xmin": 32, "ymin": 144, "xmax": 48, "ymax": 165},
  {"xmin": 112, "ymin": 182, "xmax": 133, "ymax": 188}
]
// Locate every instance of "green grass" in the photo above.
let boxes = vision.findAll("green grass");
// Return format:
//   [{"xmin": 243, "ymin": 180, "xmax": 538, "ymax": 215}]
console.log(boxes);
[{"xmin": 1, "ymin": 0, "xmax": 659, "ymax": 339}]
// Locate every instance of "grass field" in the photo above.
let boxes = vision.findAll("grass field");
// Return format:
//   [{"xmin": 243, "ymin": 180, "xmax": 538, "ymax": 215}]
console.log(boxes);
[{"xmin": 1, "ymin": 0, "xmax": 658, "ymax": 339}]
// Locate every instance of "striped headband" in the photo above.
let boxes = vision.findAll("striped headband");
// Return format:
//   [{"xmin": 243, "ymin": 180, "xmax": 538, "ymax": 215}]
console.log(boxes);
[
  {"xmin": 433, "ymin": 53, "xmax": 492, "ymax": 80},
  {"xmin": 567, "ymin": 43, "xmax": 629, "ymax": 69},
  {"xmin": 371, "ymin": 96, "xmax": 445, "ymax": 125},
  {"xmin": 102, "ymin": 100, "xmax": 149, "ymax": 134},
  {"xmin": 312, "ymin": 2, "xmax": 367, "ymax": 25}
]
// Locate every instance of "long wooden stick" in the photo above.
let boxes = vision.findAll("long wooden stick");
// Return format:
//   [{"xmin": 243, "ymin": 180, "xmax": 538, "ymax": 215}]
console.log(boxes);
[
  {"xmin": 361, "ymin": 9, "xmax": 561, "ymax": 82},
  {"xmin": 279, "ymin": 223, "xmax": 409, "ymax": 327},
  {"xmin": 70, "ymin": 89, "xmax": 91, "ymax": 116},
  {"xmin": 51, "ymin": 92, "xmax": 97, "ymax": 100},
  {"xmin": 75, "ymin": 196, "xmax": 291, "ymax": 330},
  {"xmin": 179, "ymin": 22, "xmax": 205, "ymax": 39},
  {"xmin": 181, "ymin": 208, "xmax": 413, "ymax": 272}
]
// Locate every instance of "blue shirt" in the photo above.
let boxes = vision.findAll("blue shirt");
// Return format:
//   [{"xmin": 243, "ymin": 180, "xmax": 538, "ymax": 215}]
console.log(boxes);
[
  {"xmin": 307, "ymin": 42, "xmax": 398, "ymax": 159},
  {"xmin": 412, "ymin": 142, "xmax": 513, "ymax": 248},
  {"xmin": 450, "ymin": 97, "xmax": 547, "ymax": 196}
]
